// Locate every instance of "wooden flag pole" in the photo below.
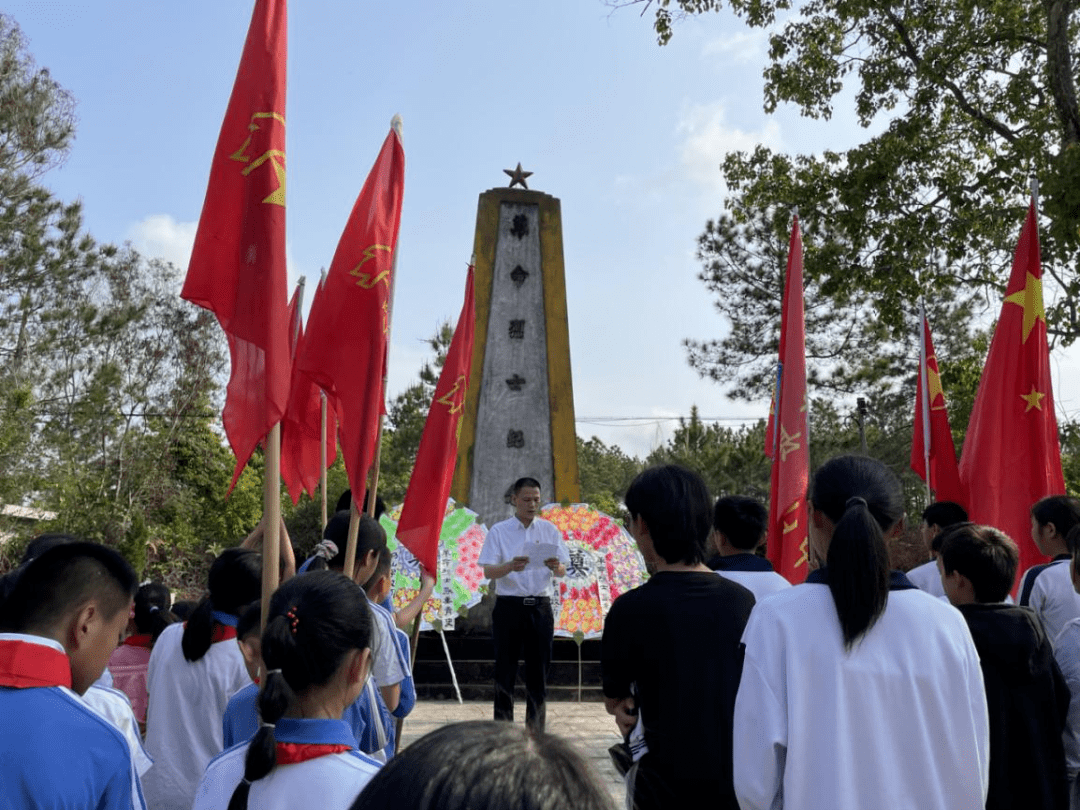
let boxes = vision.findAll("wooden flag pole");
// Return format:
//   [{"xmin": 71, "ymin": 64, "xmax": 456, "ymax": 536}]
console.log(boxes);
[
  {"xmin": 918, "ymin": 297, "xmax": 933, "ymax": 505},
  {"xmin": 320, "ymin": 391, "xmax": 328, "ymax": 530},
  {"xmin": 261, "ymin": 422, "xmax": 283, "ymax": 631},
  {"xmin": 343, "ymin": 498, "xmax": 360, "ymax": 581}
]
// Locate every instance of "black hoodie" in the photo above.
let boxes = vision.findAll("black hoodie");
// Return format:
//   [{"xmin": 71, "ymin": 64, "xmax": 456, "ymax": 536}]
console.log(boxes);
[{"xmin": 958, "ymin": 603, "xmax": 1070, "ymax": 810}]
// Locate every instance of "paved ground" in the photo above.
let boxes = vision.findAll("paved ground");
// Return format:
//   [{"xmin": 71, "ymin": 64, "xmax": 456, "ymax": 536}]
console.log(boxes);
[{"xmin": 399, "ymin": 699, "xmax": 626, "ymax": 806}]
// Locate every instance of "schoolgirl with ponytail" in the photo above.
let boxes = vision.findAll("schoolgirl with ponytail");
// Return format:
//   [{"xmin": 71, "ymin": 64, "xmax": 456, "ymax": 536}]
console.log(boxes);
[
  {"xmin": 732, "ymin": 455, "xmax": 990, "ymax": 810},
  {"xmin": 193, "ymin": 570, "xmax": 379, "ymax": 810},
  {"xmin": 107, "ymin": 582, "xmax": 176, "ymax": 728},
  {"xmin": 143, "ymin": 548, "xmax": 263, "ymax": 810}
]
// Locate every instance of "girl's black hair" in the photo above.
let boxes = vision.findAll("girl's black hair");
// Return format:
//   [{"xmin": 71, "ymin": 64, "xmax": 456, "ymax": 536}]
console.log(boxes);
[
  {"xmin": 624, "ymin": 465, "xmax": 712, "ymax": 566},
  {"xmin": 1031, "ymin": 496, "xmax": 1080, "ymax": 548},
  {"xmin": 307, "ymin": 512, "xmax": 386, "ymax": 572},
  {"xmin": 236, "ymin": 600, "xmax": 262, "ymax": 642},
  {"xmin": 182, "ymin": 548, "xmax": 261, "ymax": 662},
  {"xmin": 349, "ymin": 720, "xmax": 617, "ymax": 810},
  {"xmin": 228, "ymin": 570, "xmax": 373, "ymax": 810},
  {"xmin": 133, "ymin": 582, "xmax": 176, "ymax": 643},
  {"xmin": 809, "ymin": 455, "xmax": 903, "ymax": 650}
]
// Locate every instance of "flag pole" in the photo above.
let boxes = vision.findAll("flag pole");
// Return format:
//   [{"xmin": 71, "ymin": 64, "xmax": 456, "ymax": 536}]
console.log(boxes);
[
  {"xmin": 364, "ymin": 115, "xmax": 404, "ymax": 519},
  {"xmin": 918, "ymin": 298, "xmax": 932, "ymax": 504},
  {"xmin": 320, "ymin": 392, "xmax": 328, "ymax": 530},
  {"xmin": 261, "ymin": 422, "xmax": 282, "ymax": 630}
]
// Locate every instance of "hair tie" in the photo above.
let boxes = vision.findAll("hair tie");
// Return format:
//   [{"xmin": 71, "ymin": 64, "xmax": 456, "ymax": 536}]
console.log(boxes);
[
  {"xmin": 285, "ymin": 607, "xmax": 300, "ymax": 634},
  {"xmin": 265, "ymin": 668, "xmax": 282, "ymax": 676},
  {"xmin": 261, "ymin": 721, "xmax": 276, "ymax": 729},
  {"xmin": 148, "ymin": 605, "xmax": 160, "ymax": 614},
  {"xmin": 846, "ymin": 496, "xmax": 868, "ymax": 510},
  {"xmin": 314, "ymin": 539, "xmax": 339, "ymax": 560}
]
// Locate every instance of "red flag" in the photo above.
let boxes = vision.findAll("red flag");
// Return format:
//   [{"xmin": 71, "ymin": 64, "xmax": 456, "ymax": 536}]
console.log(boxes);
[
  {"xmin": 395, "ymin": 267, "xmax": 476, "ymax": 575},
  {"xmin": 181, "ymin": 0, "xmax": 289, "ymax": 492},
  {"xmin": 296, "ymin": 124, "xmax": 405, "ymax": 501},
  {"xmin": 766, "ymin": 215, "xmax": 810, "ymax": 583},
  {"xmin": 959, "ymin": 197, "xmax": 1065, "ymax": 580},
  {"xmin": 910, "ymin": 306, "xmax": 965, "ymax": 505},
  {"xmin": 280, "ymin": 281, "xmax": 326, "ymax": 504}
]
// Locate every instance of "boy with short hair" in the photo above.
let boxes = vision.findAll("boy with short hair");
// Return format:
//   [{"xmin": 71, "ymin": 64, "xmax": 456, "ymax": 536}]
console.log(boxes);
[
  {"xmin": 938, "ymin": 523, "xmax": 1069, "ymax": 810},
  {"xmin": 907, "ymin": 500, "xmax": 968, "ymax": 597},
  {"xmin": 0, "ymin": 541, "xmax": 145, "ymax": 809},
  {"xmin": 708, "ymin": 495, "xmax": 790, "ymax": 601}
]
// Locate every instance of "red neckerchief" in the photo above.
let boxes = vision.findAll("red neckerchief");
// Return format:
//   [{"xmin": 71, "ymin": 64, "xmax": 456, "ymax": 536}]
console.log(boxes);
[
  {"xmin": 123, "ymin": 634, "xmax": 153, "ymax": 648},
  {"xmin": 181, "ymin": 622, "xmax": 238, "ymax": 644},
  {"xmin": 275, "ymin": 742, "xmax": 353, "ymax": 765},
  {"xmin": 0, "ymin": 638, "xmax": 72, "ymax": 689}
]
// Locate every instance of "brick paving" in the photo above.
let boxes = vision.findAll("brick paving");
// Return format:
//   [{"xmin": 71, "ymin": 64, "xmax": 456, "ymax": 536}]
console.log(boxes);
[{"xmin": 399, "ymin": 699, "xmax": 626, "ymax": 806}]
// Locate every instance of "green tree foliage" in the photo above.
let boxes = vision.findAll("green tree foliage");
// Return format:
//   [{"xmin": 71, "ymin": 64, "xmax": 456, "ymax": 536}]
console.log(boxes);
[
  {"xmin": 617, "ymin": 0, "xmax": 1080, "ymax": 341},
  {"xmin": 576, "ymin": 435, "xmax": 643, "ymax": 516}
]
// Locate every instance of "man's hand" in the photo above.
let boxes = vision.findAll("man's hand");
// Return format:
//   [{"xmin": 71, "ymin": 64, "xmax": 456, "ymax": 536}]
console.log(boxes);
[
  {"xmin": 510, "ymin": 555, "xmax": 529, "ymax": 572},
  {"xmin": 544, "ymin": 557, "xmax": 566, "ymax": 577}
]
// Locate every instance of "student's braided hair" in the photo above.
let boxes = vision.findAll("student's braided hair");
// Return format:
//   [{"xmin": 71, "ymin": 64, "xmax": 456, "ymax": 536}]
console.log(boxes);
[{"xmin": 227, "ymin": 570, "xmax": 373, "ymax": 810}]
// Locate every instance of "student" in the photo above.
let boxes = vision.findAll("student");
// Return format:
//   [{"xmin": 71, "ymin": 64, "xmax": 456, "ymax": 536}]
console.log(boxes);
[
  {"xmin": 602, "ymin": 465, "xmax": 755, "ymax": 810},
  {"xmin": 350, "ymin": 720, "xmax": 617, "ymax": 810},
  {"xmin": 142, "ymin": 548, "xmax": 262, "ymax": 810},
  {"xmin": 708, "ymin": 495, "xmax": 791, "ymax": 601},
  {"xmin": 733, "ymin": 455, "xmax": 990, "ymax": 810},
  {"xmin": 308, "ymin": 512, "xmax": 406, "ymax": 718},
  {"xmin": 221, "ymin": 601, "xmax": 268, "ymax": 749},
  {"xmin": 906, "ymin": 500, "xmax": 969, "ymax": 597},
  {"xmin": 192, "ymin": 570, "xmax": 381, "ymax": 810},
  {"xmin": 1052, "ymin": 525, "xmax": 1080, "ymax": 809},
  {"xmin": 938, "ymin": 523, "xmax": 1069, "ymax": 810},
  {"xmin": 1020, "ymin": 496, "xmax": 1080, "ymax": 643},
  {"xmin": 0, "ymin": 541, "xmax": 145, "ymax": 810},
  {"xmin": 108, "ymin": 581, "xmax": 176, "ymax": 728},
  {"xmin": 362, "ymin": 546, "xmax": 416, "ymax": 759}
]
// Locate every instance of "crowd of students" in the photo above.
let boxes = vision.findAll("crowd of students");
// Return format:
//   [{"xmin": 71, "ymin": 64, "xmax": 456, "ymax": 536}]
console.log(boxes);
[{"xmin": 3, "ymin": 466, "xmax": 1080, "ymax": 809}]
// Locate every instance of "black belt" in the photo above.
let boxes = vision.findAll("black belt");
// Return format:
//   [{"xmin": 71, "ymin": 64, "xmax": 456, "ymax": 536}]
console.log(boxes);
[{"xmin": 497, "ymin": 595, "xmax": 551, "ymax": 606}]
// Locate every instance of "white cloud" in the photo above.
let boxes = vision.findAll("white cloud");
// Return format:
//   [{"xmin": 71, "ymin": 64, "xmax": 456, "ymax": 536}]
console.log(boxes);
[
  {"xmin": 701, "ymin": 30, "xmax": 766, "ymax": 64},
  {"xmin": 677, "ymin": 102, "xmax": 783, "ymax": 199},
  {"xmin": 126, "ymin": 213, "xmax": 304, "ymax": 294}
]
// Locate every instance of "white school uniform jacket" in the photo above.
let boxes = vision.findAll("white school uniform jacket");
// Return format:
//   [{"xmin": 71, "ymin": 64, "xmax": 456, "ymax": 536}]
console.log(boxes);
[
  {"xmin": 84, "ymin": 683, "xmax": 155, "ymax": 776},
  {"xmin": 1054, "ymin": 618, "xmax": 1080, "ymax": 778},
  {"xmin": 1020, "ymin": 557, "xmax": 1080, "ymax": 645},
  {"xmin": 906, "ymin": 559, "xmax": 947, "ymax": 598},
  {"xmin": 192, "ymin": 717, "xmax": 381, "ymax": 810},
  {"xmin": 142, "ymin": 621, "xmax": 251, "ymax": 810},
  {"xmin": 733, "ymin": 572, "xmax": 990, "ymax": 810},
  {"xmin": 711, "ymin": 553, "xmax": 792, "ymax": 602}
]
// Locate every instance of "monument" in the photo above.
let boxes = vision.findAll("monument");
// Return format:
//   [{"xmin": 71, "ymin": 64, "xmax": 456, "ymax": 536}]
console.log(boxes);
[{"xmin": 451, "ymin": 165, "xmax": 581, "ymax": 528}]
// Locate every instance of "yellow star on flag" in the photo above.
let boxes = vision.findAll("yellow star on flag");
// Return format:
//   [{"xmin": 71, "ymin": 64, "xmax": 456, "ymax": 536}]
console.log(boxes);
[
  {"xmin": 1004, "ymin": 272, "xmax": 1046, "ymax": 343},
  {"xmin": 1020, "ymin": 385, "xmax": 1045, "ymax": 412}
]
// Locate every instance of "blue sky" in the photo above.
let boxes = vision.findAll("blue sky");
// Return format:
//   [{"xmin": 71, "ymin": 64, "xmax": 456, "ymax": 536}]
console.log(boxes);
[{"xmin": 7, "ymin": 0, "xmax": 1079, "ymax": 459}]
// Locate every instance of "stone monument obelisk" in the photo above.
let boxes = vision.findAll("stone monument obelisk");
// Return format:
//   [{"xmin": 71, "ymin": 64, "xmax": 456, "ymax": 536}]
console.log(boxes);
[{"xmin": 451, "ymin": 165, "xmax": 580, "ymax": 528}]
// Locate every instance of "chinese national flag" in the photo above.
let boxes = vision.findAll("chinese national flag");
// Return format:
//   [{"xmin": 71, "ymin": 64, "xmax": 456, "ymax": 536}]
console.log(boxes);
[
  {"xmin": 296, "ymin": 124, "xmax": 405, "ymax": 501},
  {"xmin": 959, "ymin": 197, "xmax": 1065, "ymax": 581},
  {"xmin": 395, "ymin": 266, "xmax": 476, "ymax": 576},
  {"xmin": 181, "ymin": 0, "xmax": 289, "ymax": 493},
  {"xmin": 766, "ymin": 215, "xmax": 810, "ymax": 583},
  {"xmin": 281, "ymin": 283, "xmax": 334, "ymax": 504},
  {"xmin": 910, "ymin": 308, "xmax": 965, "ymax": 505}
]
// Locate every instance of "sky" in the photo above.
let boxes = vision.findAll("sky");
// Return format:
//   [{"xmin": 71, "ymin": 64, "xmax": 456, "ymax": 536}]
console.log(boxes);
[{"xmin": 7, "ymin": 0, "xmax": 1079, "ymax": 461}]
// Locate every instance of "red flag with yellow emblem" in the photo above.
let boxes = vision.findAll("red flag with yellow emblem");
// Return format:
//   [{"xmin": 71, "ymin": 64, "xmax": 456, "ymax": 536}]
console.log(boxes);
[
  {"xmin": 959, "ymin": 195, "xmax": 1065, "ymax": 578},
  {"xmin": 395, "ymin": 266, "xmax": 476, "ymax": 575},
  {"xmin": 181, "ymin": 0, "xmax": 289, "ymax": 493},
  {"xmin": 910, "ymin": 305, "xmax": 964, "ymax": 505},
  {"xmin": 766, "ymin": 215, "xmax": 810, "ymax": 583},
  {"xmin": 296, "ymin": 123, "xmax": 405, "ymax": 502}
]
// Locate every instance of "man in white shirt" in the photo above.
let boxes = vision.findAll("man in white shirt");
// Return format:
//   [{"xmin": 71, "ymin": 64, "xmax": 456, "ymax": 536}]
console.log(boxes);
[{"xmin": 478, "ymin": 476, "xmax": 569, "ymax": 733}]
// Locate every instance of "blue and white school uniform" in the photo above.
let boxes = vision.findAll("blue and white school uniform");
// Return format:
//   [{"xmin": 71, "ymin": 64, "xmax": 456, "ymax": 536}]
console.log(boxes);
[
  {"xmin": 0, "ymin": 633, "xmax": 147, "ymax": 810},
  {"xmin": 192, "ymin": 717, "xmax": 381, "ymax": 810},
  {"xmin": 222, "ymin": 681, "xmax": 371, "ymax": 752},
  {"xmin": 1021, "ymin": 556, "xmax": 1080, "ymax": 646},
  {"xmin": 734, "ymin": 571, "xmax": 990, "ymax": 810},
  {"xmin": 84, "ymin": 683, "xmax": 154, "ymax": 777},
  {"xmin": 1054, "ymin": 619, "xmax": 1080, "ymax": 808},
  {"xmin": 142, "ymin": 616, "xmax": 251, "ymax": 810},
  {"xmin": 712, "ymin": 554, "xmax": 792, "ymax": 602}
]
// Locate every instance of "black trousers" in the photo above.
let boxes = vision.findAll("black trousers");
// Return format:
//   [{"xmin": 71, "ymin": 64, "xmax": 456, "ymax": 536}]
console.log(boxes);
[{"xmin": 491, "ymin": 595, "xmax": 554, "ymax": 733}]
